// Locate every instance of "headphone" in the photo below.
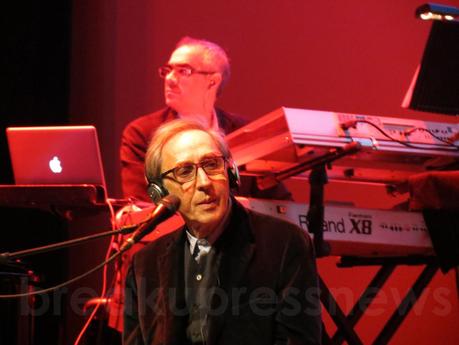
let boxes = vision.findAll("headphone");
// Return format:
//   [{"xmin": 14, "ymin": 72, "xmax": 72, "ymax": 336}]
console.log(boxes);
[{"xmin": 146, "ymin": 158, "xmax": 240, "ymax": 204}]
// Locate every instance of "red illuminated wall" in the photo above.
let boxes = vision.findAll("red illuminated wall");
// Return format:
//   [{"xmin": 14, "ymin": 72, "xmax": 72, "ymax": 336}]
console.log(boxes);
[{"xmin": 69, "ymin": 1, "xmax": 459, "ymax": 344}]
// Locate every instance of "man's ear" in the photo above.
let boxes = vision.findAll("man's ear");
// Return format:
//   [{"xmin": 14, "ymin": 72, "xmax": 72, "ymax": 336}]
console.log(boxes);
[{"xmin": 209, "ymin": 73, "xmax": 222, "ymax": 89}]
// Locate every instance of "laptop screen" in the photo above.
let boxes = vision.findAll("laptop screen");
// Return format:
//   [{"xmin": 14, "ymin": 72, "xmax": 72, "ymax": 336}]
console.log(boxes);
[{"xmin": 6, "ymin": 125, "xmax": 106, "ymax": 189}]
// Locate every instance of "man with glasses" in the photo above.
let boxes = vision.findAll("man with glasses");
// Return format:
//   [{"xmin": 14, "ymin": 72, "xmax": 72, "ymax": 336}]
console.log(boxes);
[
  {"xmin": 120, "ymin": 36, "xmax": 290, "ymax": 202},
  {"xmin": 121, "ymin": 36, "xmax": 242, "ymax": 202},
  {"xmin": 123, "ymin": 119, "xmax": 322, "ymax": 345}
]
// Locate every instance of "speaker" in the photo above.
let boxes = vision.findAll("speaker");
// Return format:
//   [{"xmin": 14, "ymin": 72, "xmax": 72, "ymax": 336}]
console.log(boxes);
[
  {"xmin": 146, "ymin": 159, "xmax": 240, "ymax": 204},
  {"xmin": 408, "ymin": 21, "xmax": 459, "ymax": 115}
]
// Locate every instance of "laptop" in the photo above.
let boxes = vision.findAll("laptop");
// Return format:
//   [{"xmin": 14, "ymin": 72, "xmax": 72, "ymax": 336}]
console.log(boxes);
[{"xmin": 6, "ymin": 125, "xmax": 106, "ymax": 193}]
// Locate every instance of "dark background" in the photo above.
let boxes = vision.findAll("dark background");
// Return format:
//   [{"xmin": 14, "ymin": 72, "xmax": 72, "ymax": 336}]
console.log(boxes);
[{"xmin": 1, "ymin": 1, "xmax": 458, "ymax": 344}]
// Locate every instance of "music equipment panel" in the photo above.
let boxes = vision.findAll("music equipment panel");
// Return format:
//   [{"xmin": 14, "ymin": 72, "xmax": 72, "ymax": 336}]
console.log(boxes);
[{"xmin": 225, "ymin": 107, "xmax": 459, "ymax": 184}]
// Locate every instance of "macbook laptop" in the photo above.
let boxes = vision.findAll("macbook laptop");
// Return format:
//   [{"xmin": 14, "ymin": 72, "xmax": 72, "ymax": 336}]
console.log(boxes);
[{"xmin": 6, "ymin": 125, "xmax": 106, "ymax": 191}]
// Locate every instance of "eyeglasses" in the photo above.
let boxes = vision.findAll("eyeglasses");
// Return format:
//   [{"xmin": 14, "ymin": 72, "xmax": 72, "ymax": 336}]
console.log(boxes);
[
  {"xmin": 158, "ymin": 64, "xmax": 216, "ymax": 79},
  {"xmin": 160, "ymin": 156, "xmax": 226, "ymax": 183}
]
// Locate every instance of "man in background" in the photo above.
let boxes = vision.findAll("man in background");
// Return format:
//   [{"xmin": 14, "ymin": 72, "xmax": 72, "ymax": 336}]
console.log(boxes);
[{"xmin": 120, "ymin": 36, "xmax": 291, "ymax": 202}]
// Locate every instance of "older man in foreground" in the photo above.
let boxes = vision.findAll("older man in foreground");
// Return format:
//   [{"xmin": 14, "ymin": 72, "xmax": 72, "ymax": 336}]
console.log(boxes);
[{"xmin": 123, "ymin": 119, "xmax": 321, "ymax": 345}]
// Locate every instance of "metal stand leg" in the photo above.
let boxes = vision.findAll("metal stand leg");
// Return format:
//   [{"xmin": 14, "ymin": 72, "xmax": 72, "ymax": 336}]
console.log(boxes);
[
  {"xmin": 373, "ymin": 263, "xmax": 438, "ymax": 345},
  {"xmin": 319, "ymin": 276, "xmax": 364, "ymax": 345},
  {"xmin": 307, "ymin": 165, "xmax": 330, "ymax": 257},
  {"xmin": 332, "ymin": 265, "xmax": 396, "ymax": 344},
  {"xmin": 320, "ymin": 257, "xmax": 438, "ymax": 345}
]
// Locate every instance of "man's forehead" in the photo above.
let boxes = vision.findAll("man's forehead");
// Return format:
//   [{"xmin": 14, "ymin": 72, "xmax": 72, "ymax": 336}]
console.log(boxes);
[
  {"xmin": 162, "ymin": 130, "xmax": 221, "ymax": 162},
  {"xmin": 170, "ymin": 45, "xmax": 203, "ymax": 62}
]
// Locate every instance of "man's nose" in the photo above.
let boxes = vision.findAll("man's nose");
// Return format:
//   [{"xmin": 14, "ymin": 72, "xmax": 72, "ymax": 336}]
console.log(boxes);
[
  {"xmin": 165, "ymin": 70, "xmax": 178, "ymax": 85},
  {"xmin": 195, "ymin": 167, "xmax": 211, "ymax": 188}
]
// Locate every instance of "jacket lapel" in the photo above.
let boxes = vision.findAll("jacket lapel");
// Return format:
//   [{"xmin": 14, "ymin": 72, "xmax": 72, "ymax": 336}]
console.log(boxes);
[
  {"xmin": 157, "ymin": 229, "xmax": 187, "ymax": 345},
  {"xmin": 207, "ymin": 200, "xmax": 256, "ymax": 345}
]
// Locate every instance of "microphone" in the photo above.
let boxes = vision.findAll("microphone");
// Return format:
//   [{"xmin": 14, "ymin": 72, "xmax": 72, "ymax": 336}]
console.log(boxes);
[{"xmin": 119, "ymin": 195, "xmax": 180, "ymax": 252}]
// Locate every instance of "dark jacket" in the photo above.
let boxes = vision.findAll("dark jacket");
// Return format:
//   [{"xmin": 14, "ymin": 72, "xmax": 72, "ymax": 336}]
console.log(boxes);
[{"xmin": 123, "ymin": 199, "xmax": 322, "ymax": 345}]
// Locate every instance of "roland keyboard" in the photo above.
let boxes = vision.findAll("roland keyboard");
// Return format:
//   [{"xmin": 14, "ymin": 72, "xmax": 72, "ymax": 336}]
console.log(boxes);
[
  {"xmin": 117, "ymin": 197, "xmax": 433, "ymax": 258},
  {"xmin": 238, "ymin": 197, "xmax": 433, "ymax": 257}
]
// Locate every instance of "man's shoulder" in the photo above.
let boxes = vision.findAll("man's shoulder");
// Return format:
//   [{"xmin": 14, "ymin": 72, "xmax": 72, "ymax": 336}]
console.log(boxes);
[
  {"xmin": 132, "ymin": 227, "xmax": 183, "ymax": 263},
  {"xmin": 247, "ymin": 206, "xmax": 300, "ymax": 231},
  {"xmin": 244, "ymin": 204, "xmax": 311, "ymax": 245},
  {"xmin": 215, "ymin": 108, "xmax": 248, "ymax": 133},
  {"xmin": 123, "ymin": 108, "xmax": 174, "ymax": 134}
]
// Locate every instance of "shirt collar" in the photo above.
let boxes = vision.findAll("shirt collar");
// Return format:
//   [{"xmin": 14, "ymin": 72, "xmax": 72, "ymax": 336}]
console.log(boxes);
[{"xmin": 186, "ymin": 197, "xmax": 232, "ymax": 257}]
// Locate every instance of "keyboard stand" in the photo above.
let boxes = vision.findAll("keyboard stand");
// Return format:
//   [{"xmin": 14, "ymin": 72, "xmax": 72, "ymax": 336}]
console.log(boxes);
[
  {"xmin": 320, "ymin": 256, "xmax": 439, "ymax": 345},
  {"xmin": 305, "ymin": 167, "xmax": 441, "ymax": 344}
]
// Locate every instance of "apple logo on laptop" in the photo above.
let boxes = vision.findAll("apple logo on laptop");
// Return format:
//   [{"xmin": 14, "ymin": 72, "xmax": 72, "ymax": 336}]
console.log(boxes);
[{"xmin": 49, "ymin": 156, "xmax": 63, "ymax": 173}]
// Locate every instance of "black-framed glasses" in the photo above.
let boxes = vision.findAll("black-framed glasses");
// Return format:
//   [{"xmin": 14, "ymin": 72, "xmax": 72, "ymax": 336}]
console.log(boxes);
[
  {"xmin": 160, "ymin": 156, "xmax": 226, "ymax": 183},
  {"xmin": 158, "ymin": 64, "xmax": 216, "ymax": 79}
]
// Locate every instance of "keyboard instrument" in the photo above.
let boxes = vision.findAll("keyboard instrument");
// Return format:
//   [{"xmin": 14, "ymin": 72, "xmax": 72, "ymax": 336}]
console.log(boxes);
[
  {"xmin": 225, "ymin": 107, "xmax": 459, "ymax": 185},
  {"xmin": 117, "ymin": 197, "xmax": 433, "ymax": 257}
]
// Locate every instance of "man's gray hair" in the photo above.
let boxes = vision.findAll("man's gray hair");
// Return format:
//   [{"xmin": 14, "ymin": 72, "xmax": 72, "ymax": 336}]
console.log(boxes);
[
  {"xmin": 145, "ymin": 118, "xmax": 232, "ymax": 182},
  {"xmin": 176, "ymin": 36, "xmax": 230, "ymax": 96}
]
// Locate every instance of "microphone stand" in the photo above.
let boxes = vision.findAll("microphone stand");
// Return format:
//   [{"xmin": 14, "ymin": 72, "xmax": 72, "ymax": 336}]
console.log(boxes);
[
  {"xmin": 255, "ymin": 141, "xmax": 362, "ymax": 257},
  {"xmin": 0, "ymin": 196, "xmax": 179, "ymax": 298},
  {"xmin": 0, "ymin": 224, "xmax": 139, "ymax": 265},
  {"xmin": 256, "ymin": 141, "xmax": 362, "ymax": 191},
  {"xmin": 0, "ymin": 222, "xmax": 145, "ymax": 299}
]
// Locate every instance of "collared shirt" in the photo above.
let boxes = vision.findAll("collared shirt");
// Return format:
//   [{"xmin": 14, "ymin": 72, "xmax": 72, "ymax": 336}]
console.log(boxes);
[{"xmin": 186, "ymin": 198, "xmax": 232, "ymax": 261}]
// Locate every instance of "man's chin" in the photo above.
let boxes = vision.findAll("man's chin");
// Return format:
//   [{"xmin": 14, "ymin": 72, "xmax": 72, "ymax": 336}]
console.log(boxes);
[
  {"xmin": 165, "ymin": 98, "xmax": 173, "ymax": 107},
  {"xmin": 165, "ymin": 95, "xmax": 179, "ymax": 107},
  {"xmin": 198, "ymin": 210, "xmax": 220, "ymax": 222},
  {"xmin": 192, "ymin": 211, "xmax": 223, "ymax": 228}
]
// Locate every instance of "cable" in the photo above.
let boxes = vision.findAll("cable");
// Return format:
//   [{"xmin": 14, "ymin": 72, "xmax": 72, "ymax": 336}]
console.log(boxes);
[
  {"xmin": 0, "ymin": 249, "xmax": 122, "ymax": 299},
  {"xmin": 0, "ymin": 199, "xmax": 126, "ymax": 343},
  {"xmin": 404, "ymin": 127, "xmax": 459, "ymax": 146},
  {"xmin": 341, "ymin": 120, "xmax": 459, "ymax": 150},
  {"xmin": 73, "ymin": 197, "xmax": 118, "ymax": 345},
  {"xmin": 0, "ymin": 201, "xmax": 151, "ymax": 299}
]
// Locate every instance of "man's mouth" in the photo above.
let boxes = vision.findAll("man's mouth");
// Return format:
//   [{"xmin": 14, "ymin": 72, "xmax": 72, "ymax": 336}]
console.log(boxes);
[
  {"xmin": 197, "ymin": 198, "xmax": 217, "ymax": 206},
  {"xmin": 165, "ymin": 88, "xmax": 179, "ymax": 95}
]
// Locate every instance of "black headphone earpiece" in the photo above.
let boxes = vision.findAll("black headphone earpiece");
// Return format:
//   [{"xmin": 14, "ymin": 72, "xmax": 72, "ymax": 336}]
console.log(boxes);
[
  {"xmin": 146, "ymin": 178, "xmax": 169, "ymax": 204},
  {"xmin": 227, "ymin": 159, "xmax": 240, "ymax": 189}
]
